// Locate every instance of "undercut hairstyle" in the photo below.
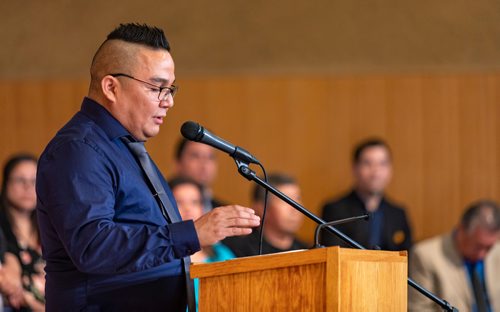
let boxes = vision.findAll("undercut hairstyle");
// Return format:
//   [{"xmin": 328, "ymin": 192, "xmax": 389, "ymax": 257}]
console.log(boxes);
[
  {"xmin": 353, "ymin": 138, "xmax": 392, "ymax": 164},
  {"xmin": 461, "ymin": 200, "xmax": 500, "ymax": 232},
  {"xmin": 168, "ymin": 176, "xmax": 204, "ymax": 196},
  {"xmin": 89, "ymin": 23, "xmax": 171, "ymax": 92},
  {"xmin": 106, "ymin": 23, "xmax": 170, "ymax": 51},
  {"xmin": 252, "ymin": 173, "xmax": 297, "ymax": 204}
]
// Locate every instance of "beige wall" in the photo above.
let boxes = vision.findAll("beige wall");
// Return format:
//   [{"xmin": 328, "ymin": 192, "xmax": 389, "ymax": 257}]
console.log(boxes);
[{"xmin": 1, "ymin": 0, "xmax": 500, "ymax": 79}]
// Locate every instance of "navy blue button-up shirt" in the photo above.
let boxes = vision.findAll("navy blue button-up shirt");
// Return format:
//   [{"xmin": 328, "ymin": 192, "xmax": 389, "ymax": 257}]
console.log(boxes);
[{"xmin": 36, "ymin": 97, "xmax": 200, "ymax": 311}]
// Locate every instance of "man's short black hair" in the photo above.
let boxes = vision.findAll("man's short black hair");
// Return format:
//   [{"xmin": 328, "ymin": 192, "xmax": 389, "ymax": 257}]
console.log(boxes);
[
  {"xmin": 168, "ymin": 176, "xmax": 204, "ymax": 196},
  {"xmin": 107, "ymin": 23, "xmax": 170, "ymax": 51},
  {"xmin": 252, "ymin": 173, "xmax": 297, "ymax": 203},
  {"xmin": 175, "ymin": 137, "xmax": 190, "ymax": 160},
  {"xmin": 352, "ymin": 138, "xmax": 391, "ymax": 164}
]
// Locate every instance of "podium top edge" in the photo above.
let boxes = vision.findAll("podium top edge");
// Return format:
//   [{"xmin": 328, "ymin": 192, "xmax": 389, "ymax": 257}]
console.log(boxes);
[{"xmin": 190, "ymin": 246, "xmax": 407, "ymax": 279}]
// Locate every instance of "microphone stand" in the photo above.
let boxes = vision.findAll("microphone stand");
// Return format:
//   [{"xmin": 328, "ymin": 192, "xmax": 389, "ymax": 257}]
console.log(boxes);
[
  {"xmin": 235, "ymin": 159, "xmax": 458, "ymax": 312},
  {"xmin": 313, "ymin": 214, "xmax": 370, "ymax": 248}
]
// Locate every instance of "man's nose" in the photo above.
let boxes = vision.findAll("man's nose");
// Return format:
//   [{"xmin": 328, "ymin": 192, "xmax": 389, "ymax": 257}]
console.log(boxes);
[{"xmin": 159, "ymin": 94, "xmax": 174, "ymax": 108}]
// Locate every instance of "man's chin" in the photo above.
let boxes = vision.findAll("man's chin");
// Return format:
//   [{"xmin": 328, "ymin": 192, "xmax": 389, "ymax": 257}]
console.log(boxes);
[{"xmin": 144, "ymin": 129, "xmax": 161, "ymax": 140}]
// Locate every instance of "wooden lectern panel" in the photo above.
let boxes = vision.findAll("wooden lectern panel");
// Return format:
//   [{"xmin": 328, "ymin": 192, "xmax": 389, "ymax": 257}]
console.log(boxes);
[
  {"xmin": 191, "ymin": 247, "xmax": 407, "ymax": 311},
  {"xmin": 201, "ymin": 263, "xmax": 325, "ymax": 310},
  {"xmin": 335, "ymin": 249, "xmax": 408, "ymax": 311}
]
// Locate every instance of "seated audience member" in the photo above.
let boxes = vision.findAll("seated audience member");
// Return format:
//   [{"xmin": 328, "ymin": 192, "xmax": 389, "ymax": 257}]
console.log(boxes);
[
  {"xmin": 0, "ymin": 227, "xmax": 25, "ymax": 310},
  {"xmin": 175, "ymin": 138, "xmax": 225, "ymax": 212},
  {"xmin": 224, "ymin": 173, "xmax": 307, "ymax": 257},
  {"xmin": 0, "ymin": 154, "xmax": 45, "ymax": 310},
  {"xmin": 169, "ymin": 176, "xmax": 235, "ymax": 263},
  {"xmin": 409, "ymin": 200, "xmax": 500, "ymax": 312},
  {"xmin": 169, "ymin": 176, "xmax": 234, "ymax": 310},
  {"xmin": 320, "ymin": 139, "xmax": 412, "ymax": 251}
]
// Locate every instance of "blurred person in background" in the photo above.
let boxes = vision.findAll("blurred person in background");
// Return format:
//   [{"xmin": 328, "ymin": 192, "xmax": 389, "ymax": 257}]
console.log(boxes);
[
  {"xmin": 321, "ymin": 138, "xmax": 412, "ymax": 251},
  {"xmin": 0, "ymin": 154, "xmax": 45, "ymax": 311},
  {"xmin": 169, "ymin": 176, "xmax": 234, "ymax": 310},
  {"xmin": 174, "ymin": 138, "xmax": 225, "ymax": 212},
  {"xmin": 409, "ymin": 200, "xmax": 500, "ymax": 312},
  {"xmin": 224, "ymin": 173, "xmax": 307, "ymax": 257},
  {"xmin": 0, "ymin": 227, "xmax": 27, "ymax": 311},
  {"xmin": 169, "ymin": 176, "xmax": 235, "ymax": 263}
]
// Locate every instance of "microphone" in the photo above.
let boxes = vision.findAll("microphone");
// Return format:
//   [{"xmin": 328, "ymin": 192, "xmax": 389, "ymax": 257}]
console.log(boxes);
[
  {"xmin": 180, "ymin": 121, "xmax": 260, "ymax": 164},
  {"xmin": 313, "ymin": 214, "xmax": 370, "ymax": 248}
]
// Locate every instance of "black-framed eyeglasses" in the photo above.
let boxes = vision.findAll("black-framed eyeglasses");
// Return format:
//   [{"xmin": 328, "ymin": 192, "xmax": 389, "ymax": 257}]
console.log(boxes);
[{"xmin": 110, "ymin": 73, "xmax": 178, "ymax": 101}]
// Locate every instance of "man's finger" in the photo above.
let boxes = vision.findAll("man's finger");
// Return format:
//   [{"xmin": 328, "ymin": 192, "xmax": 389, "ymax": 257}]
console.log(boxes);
[
  {"xmin": 224, "ymin": 227, "xmax": 253, "ymax": 237},
  {"xmin": 211, "ymin": 208, "xmax": 260, "ymax": 224},
  {"xmin": 223, "ymin": 216, "xmax": 260, "ymax": 228},
  {"xmin": 215, "ymin": 205, "xmax": 257, "ymax": 218}
]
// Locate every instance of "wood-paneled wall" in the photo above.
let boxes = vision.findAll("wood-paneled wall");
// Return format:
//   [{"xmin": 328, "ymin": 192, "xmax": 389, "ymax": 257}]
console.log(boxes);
[{"xmin": 1, "ymin": 73, "xmax": 499, "ymax": 244}]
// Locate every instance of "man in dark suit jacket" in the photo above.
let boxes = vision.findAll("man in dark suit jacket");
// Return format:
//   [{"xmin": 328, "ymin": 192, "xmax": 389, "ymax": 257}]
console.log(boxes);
[{"xmin": 321, "ymin": 139, "xmax": 412, "ymax": 251}]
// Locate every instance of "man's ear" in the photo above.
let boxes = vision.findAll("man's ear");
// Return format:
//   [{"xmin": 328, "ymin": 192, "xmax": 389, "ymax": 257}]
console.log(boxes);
[{"xmin": 101, "ymin": 75, "xmax": 119, "ymax": 103}]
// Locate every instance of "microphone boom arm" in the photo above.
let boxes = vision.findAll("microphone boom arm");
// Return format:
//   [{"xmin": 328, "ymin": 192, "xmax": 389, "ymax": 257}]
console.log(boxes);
[
  {"xmin": 235, "ymin": 159, "xmax": 459, "ymax": 312},
  {"xmin": 236, "ymin": 159, "xmax": 369, "ymax": 250}
]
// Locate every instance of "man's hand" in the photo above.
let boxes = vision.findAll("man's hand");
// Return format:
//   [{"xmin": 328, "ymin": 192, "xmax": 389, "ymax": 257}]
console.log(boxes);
[{"xmin": 194, "ymin": 205, "xmax": 260, "ymax": 247}]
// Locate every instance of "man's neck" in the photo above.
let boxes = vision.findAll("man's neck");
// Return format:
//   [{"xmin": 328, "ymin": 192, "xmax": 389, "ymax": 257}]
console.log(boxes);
[{"xmin": 355, "ymin": 188, "xmax": 383, "ymax": 212}]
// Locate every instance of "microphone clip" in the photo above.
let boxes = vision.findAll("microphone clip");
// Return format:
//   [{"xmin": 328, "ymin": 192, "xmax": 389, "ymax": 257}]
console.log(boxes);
[{"xmin": 235, "ymin": 158, "xmax": 256, "ymax": 182}]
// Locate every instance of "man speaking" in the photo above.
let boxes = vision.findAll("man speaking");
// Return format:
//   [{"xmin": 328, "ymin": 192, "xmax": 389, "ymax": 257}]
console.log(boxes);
[{"xmin": 36, "ymin": 23, "xmax": 260, "ymax": 311}]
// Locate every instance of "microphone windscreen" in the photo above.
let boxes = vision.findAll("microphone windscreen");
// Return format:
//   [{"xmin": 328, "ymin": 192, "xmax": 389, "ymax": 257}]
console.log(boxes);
[{"xmin": 180, "ymin": 121, "xmax": 202, "ymax": 141}]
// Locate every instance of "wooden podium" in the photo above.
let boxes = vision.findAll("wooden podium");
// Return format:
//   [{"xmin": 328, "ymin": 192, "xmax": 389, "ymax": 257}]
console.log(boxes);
[{"xmin": 190, "ymin": 246, "xmax": 407, "ymax": 311}]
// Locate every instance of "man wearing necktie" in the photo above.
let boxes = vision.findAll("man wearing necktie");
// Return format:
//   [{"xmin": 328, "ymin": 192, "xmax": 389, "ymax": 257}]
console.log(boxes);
[
  {"xmin": 409, "ymin": 200, "xmax": 500, "ymax": 312},
  {"xmin": 36, "ymin": 23, "xmax": 260, "ymax": 311}
]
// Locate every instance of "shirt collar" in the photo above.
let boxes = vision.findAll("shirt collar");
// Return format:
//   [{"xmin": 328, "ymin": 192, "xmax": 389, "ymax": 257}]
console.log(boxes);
[
  {"xmin": 80, "ymin": 97, "xmax": 131, "ymax": 140},
  {"xmin": 350, "ymin": 189, "xmax": 387, "ymax": 212}
]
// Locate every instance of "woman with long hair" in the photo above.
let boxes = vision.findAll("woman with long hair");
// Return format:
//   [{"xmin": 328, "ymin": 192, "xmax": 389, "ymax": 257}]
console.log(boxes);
[{"xmin": 0, "ymin": 154, "xmax": 45, "ymax": 310}]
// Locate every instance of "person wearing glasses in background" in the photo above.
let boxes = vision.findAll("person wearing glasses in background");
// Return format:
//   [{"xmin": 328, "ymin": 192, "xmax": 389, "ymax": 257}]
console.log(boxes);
[
  {"xmin": 36, "ymin": 23, "xmax": 260, "ymax": 311},
  {"xmin": 0, "ymin": 154, "xmax": 45, "ymax": 311}
]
